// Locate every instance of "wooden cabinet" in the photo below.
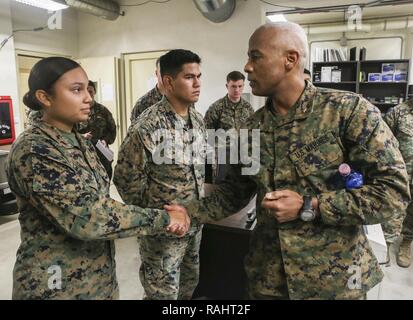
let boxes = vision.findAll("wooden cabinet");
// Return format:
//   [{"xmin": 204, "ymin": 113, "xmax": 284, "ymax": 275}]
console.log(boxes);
[{"xmin": 193, "ymin": 194, "xmax": 256, "ymax": 299}]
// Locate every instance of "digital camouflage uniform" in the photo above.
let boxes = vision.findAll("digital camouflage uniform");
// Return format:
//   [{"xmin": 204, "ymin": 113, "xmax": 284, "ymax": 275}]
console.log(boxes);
[
  {"xmin": 130, "ymin": 85, "xmax": 163, "ymax": 124},
  {"xmin": 383, "ymin": 99, "xmax": 413, "ymax": 242},
  {"xmin": 27, "ymin": 103, "xmax": 117, "ymax": 179},
  {"xmin": 204, "ymin": 95, "xmax": 254, "ymax": 183},
  {"xmin": 77, "ymin": 102, "xmax": 117, "ymax": 179},
  {"xmin": 114, "ymin": 97, "xmax": 206, "ymax": 300},
  {"xmin": 27, "ymin": 109, "xmax": 42, "ymax": 126},
  {"xmin": 6, "ymin": 120, "xmax": 171, "ymax": 300},
  {"xmin": 186, "ymin": 81, "xmax": 410, "ymax": 299},
  {"xmin": 204, "ymin": 95, "xmax": 254, "ymax": 132}
]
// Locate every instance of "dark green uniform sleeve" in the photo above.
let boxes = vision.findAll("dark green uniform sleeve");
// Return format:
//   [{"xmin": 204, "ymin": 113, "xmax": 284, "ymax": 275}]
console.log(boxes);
[
  {"xmin": 383, "ymin": 106, "xmax": 398, "ymax": 133},
  {"xmin": 130, "ymin": 102, "xmax": 140, "ymax": 123},
  {"xmin": 9, "ymin": 152, "xmax": 169, "ymax": 241},
  {"xmin": 247, "ymin": 103, "xmax": 255, "ymax": 118},
  {"xmin": 185, "ymin": 164, "xmax": 256, "ymax": 224},
  {"xmin": 27, "ymin": 110, "xmax": 43, "ymax": 126},
  {"xmin": 204, "ymin": 104, "xmax": 220, "ymax": 130},
  {"xmin": 318, "ymin": 99, "xmax": 410, "ymax": 226},
  {"xmin": 101, "ymin": 107, "xmax": 117, "ymax": 145},
  {"xmin": 113, "ymin": 126, "xmax": 149, "ymax": 206},
  {"xmin": 383, "ymin": 106, "xmax": 413, "ymax": 179}
]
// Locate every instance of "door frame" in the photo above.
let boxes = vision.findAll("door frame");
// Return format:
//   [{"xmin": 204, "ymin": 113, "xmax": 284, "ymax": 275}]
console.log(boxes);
[
  {"xmin": 120, "ymin": 50, "xmax": 169, "ymax": 141},
  {"xmin": 15, "ymin": 49, "xmax": 71, "ymax": 130}
]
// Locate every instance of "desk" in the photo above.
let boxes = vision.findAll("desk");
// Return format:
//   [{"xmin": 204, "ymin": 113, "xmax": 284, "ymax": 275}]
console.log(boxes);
[{"xmin": 193, "ymin": 194, "xmax": 256, "ymax": 300}]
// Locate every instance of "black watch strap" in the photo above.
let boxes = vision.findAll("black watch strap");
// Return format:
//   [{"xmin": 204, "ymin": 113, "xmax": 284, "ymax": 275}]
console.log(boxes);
[{"xmin": 303, "ymin": 195, "xmax": 312, "ymax": 210}]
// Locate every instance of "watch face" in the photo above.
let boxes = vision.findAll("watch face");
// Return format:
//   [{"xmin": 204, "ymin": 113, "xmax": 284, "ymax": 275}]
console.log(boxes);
[{"xmin": 301, "ymin": 209, "xmax": 315, "ymax": 222}]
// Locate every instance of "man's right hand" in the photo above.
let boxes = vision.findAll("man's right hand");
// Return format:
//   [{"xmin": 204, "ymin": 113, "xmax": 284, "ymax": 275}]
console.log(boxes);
[
  {"xmin": 83, "ymin": 131, "xmax": 93, "ymax": 140},
  {"xmin": 164, "ymin": 204, "xmax": 190, "ymax": 237}
]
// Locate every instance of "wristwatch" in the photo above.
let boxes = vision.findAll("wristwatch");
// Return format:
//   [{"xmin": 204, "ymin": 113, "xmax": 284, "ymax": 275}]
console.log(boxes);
[{"xmin": 300, "ymin": 195, "xmax": 316, "ymax": 222}]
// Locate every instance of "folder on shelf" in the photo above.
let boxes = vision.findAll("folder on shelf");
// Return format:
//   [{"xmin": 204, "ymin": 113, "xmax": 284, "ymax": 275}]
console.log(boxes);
[
  {"xmin": 359, "ymin": 47, "xmax": 366, "ymax": 61},
  {"xmin": 349, "ymin": 47, "xmax": 357, "ymax": 61}
]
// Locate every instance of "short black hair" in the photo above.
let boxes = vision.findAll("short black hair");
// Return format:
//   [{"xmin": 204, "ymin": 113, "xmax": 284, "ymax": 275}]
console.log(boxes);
[
  {"xmin": 227, "ymin": 71, "xmax": 245, "ymax": 82},
  {"xmin": 304, "ymin": 68, "xmax": 311, "ymax": 76},
  {"xmin": 88, "ymin": 80, "xmax": 96, "ymax": 91},
  {"xmin": 160, "ymin": 49, "xmax": 201, "ymax": 78}
]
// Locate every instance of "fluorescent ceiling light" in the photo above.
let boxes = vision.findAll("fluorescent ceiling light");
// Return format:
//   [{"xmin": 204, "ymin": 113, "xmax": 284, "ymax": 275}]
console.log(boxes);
[
  {"xmin": 267, "ymin": 14, "xmax": 287, "ymax": 22},
  {"xmin": 14, "ymin": 0, "xmax": 69, "ymax": 11}
]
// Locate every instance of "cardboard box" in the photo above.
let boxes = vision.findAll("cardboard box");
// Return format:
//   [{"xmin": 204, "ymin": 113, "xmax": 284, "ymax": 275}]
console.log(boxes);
[
  {"xmin": 368, "ymin": 73, "xmax": 381, "ymax": 82},
  {"xmin": 382, "ymin": 63, "xmax": 395, "ymax": 74},
  {"xmin": 381, "ymin": 73, "xmax": 394, "ymax": 82}
]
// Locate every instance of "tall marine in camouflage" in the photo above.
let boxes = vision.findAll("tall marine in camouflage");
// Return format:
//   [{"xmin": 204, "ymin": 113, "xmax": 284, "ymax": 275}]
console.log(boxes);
[
  {"xmin": 204, "ymin": 71, "xmax": 254, "ymax": 132},
  {"xmin": 383, "ymin": 98, "xmax": 413, "ymax": 267},
  {"xmin": 7, "ymin": 56, "xmax": 189, "ymax": 300},
  {"xmin": 174, "ymin": 22, "xmax": 410, "ymax": 299},
  {"xmin": 114, "ymin": 50, "xmax": 205, "ymax": 300},
  {"xmin": 204, "ymin": 71, "xmax": 254, "ymax": 183}
]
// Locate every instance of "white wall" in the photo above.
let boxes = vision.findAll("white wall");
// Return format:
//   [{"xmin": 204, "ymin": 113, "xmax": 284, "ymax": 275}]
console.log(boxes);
[
  {"xmin": 77, "ymin": 0, "xmax": 266, "ymax": 114},
  {"xmin": 0, "ymin": 0, "xmax": 79, "ymax": 135},
  {"xmin": 0, "ymin": 0, "xmax": 21, "ymax": 134},
  {"xmin": 10, "ymin": 2, "xmax": 78, "ymax": 57}
]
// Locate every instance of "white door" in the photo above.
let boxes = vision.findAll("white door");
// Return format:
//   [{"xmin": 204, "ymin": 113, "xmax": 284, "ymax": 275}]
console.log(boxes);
[{"xmin": 122, "ymin": 51, "xmax": 168, "ymax": 140}]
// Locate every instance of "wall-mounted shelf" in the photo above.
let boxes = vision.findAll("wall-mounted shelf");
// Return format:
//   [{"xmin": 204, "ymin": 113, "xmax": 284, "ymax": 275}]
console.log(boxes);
[{"xmin": 312, "ymin": 59, "xmax": 410, "ymax": 113}]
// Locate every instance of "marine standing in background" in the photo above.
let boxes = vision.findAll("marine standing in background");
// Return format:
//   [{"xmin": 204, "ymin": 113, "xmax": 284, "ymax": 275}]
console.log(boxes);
[
  {"xmin": 204, "ymin": 71, "xmax": 254, "ymax": 132},
  {"xmin": 383, "ymin": 98, "xmax": 413, "ymax": 267},
  {"xmin": 204, "ymin": 71, "xmax": 254, "ymax": 182},
  {"xmin": 78, "ymin": 81, "xmax": 117, "ymax": 180}
]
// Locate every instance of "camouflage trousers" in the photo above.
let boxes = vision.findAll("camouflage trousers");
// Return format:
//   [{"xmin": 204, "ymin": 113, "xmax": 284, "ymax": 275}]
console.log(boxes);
[
  {"xmin": 382, "ymin": 201, "xmax": 412, "ymax": 243},
  {"xmin": 138, "ymin": 229, "xmax": 202, "ymax": 300},
  {"xmin": 401, "ymin": 201, "xmax": 413, "ymax": 241}
]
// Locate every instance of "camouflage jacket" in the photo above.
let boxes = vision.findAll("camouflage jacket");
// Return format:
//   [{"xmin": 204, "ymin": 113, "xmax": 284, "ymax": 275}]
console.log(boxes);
[
  {"xmin": 381, "ymin": 99, "xmax": 413, "ymax": 241},
  {"xmin": 114, "ymin": 97, "xmax": 206, "ymax": 238},
  {"xmin": 383, "ymin": 99, "xmax": 413, "ymax": 183},
  {"xmin": 77, "ymin": 102, "xmax": 117, "ymax": 146},
  {"xmin": 27, "ymin": 102, "xmax": 116, "ymax": 147},
  {"xmin": 6, "ymin": 120, "xmax": 170, "ymax": 299},
  {"xmin": 27, "ymin": 109, "xmax": 42, "ymax": 126},
  {"xmin": 186, "ymin": 81, "xmax": 410, "ymax": 299},
  {"xmin": 130, "ymin": 85, "xmax": 163, "ymax": 123},
  {"xmin": 204, "ymin": 95, "xmax": 254, "ymax": 131}
]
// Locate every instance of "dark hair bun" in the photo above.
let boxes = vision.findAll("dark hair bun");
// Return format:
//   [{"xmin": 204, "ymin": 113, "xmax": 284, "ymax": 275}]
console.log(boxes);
[{"xmin": 23, "ymin": 91, "xmax": 43, "ymax": 111}]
